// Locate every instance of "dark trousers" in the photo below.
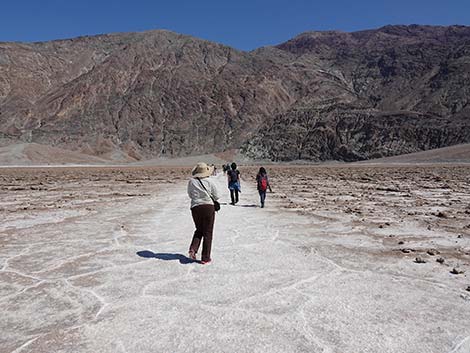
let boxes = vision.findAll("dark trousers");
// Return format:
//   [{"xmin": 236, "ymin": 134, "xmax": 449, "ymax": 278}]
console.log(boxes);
[
  {"xmin": 259, "ymin": 190, "xmax": 266, "ymax": 207},
  {"xmin": 190, "ymin": 204, "xmax": 215, "ymax": 262},
  {"xmin": 230, "ymin": 189, "xmax": 239, "ymax": 204}
]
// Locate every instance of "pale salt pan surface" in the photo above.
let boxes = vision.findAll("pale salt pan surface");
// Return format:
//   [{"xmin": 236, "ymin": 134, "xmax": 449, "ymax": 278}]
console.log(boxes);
[{"xmin": 1, "ymin": 174, "xmax": 469, "ymax": 353}]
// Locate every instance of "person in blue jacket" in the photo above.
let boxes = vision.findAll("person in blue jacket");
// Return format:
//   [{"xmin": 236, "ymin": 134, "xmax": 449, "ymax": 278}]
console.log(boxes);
[{"xmin": 227, "ymin": 162, "xmax": 241, "ymax": 205}]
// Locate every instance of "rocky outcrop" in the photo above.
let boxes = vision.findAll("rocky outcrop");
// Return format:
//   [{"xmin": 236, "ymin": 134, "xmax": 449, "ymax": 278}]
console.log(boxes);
[
  {"xmin": 241, "ymin": 103, "xmax": 470, "ymax": 161},
  {"xmin": 1, "ymin": 25, "xmax": 470, "ymax": 161}
]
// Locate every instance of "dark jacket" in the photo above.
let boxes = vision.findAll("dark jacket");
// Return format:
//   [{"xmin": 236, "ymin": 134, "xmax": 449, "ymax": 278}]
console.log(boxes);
[{"xmin": 228, "ymin": 169, "xmax": 241, "ymax": 191}]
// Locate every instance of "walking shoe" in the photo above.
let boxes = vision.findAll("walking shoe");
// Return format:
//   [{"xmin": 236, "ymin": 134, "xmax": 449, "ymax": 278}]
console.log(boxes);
[
  {"xmin": 201, "ymin": 259, "xmax": 211, "ymax": 265},
  {"xmin": 188, "ymin": 250, "xmax": 196, "ymax": 260}
]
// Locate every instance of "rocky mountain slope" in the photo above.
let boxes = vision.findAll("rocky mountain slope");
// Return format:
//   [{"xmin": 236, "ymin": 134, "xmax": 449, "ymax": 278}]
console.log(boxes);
[
  {"xmin": 243, "ymin": 25, "xmax": 470, "ymax": 161},
  {"xmin": 1, "ymin": 25, "xmax": 470, "ymax": 162}
]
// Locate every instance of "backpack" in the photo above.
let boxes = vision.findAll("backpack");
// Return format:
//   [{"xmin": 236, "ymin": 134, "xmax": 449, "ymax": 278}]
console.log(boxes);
[
  {"xmin": 259, "ymin": 175, "xmax": 268, "ymax": 191},
  {"xmin": 229, "ymin": 170, "xmax": 238, "ymax": 183}
]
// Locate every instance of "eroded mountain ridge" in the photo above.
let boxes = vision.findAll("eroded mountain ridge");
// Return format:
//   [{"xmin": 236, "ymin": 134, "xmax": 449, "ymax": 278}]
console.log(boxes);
[{"xmin": 1, "ymin": 25, "xmax": 469, "ymax": 161}]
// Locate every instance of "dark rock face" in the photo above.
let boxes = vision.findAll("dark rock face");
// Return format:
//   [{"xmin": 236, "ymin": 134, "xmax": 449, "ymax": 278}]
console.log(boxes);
[
  {"xmin": 1, "ymin": 25, "xmax": 470, "ymax": 161},
  {"xmin": 241, "ymin": 103, "xmax": 470, "ymax": 161}
]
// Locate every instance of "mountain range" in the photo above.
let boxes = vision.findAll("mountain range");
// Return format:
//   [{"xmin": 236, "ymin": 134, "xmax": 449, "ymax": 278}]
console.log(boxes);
[{"xmin": 1, "ymin": 25, "xmax": 469, "ymax": 162}]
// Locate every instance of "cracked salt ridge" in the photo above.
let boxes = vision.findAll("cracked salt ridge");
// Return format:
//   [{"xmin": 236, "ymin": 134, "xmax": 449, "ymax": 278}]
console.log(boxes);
[{"xmin": 1, "ymin": 174, "xmax": 470, "ymax": 353}]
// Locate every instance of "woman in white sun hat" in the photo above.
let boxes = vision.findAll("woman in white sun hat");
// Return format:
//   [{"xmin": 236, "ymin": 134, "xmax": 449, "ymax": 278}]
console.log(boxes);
[{"xmin": 187, "ymin": 162, "xmax": 220, "ymax": 264}]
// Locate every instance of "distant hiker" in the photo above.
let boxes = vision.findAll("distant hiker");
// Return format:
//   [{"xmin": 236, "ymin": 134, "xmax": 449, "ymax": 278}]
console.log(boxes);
[
  {"xmin": 256, "ymin": 167, "xmax": 272, "ymax": 208},
  {"xmin": 227, "ymin": 162, "xmax": 241, "ymax": 205},
  {"xmin": 187, "ymin": 162, "xmax": 220, "ymax": 264}
]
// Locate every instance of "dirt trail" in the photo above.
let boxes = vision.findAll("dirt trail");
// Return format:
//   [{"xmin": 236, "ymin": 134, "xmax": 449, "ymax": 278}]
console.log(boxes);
[{"xmin": 1, "ymin": 172, "xmax": 469, "ymax": 353}]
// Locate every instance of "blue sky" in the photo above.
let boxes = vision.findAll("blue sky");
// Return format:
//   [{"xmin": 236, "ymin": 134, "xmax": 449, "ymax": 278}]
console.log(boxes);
[{"xmin": 1, "ymin": 0, "xmax": 469, "ymax": 50}]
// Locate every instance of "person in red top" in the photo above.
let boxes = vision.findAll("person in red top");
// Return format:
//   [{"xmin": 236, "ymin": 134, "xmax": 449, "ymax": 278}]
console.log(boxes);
[{"xmin": 255, "ymin": 167, "xmax": 272, "ymax": 208}]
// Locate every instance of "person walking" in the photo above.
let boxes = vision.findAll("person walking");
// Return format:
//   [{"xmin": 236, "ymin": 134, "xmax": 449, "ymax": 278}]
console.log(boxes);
[
  {"xmin": 187, "ymin": 162, "xmax": 220, "ymax": 264},
  {"xmin": 256, "ymin": 167, "xmax": 272, "ymax": 208},
  {"xmin": 227, "ymin": 162, "xmax": 241, "ymax": 205}
]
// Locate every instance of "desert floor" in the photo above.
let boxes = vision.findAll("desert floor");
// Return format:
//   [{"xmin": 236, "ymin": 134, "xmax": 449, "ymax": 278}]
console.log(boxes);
[{"xmin": 1, "ymin": 165, "xmax": 469, "ymax": 353}]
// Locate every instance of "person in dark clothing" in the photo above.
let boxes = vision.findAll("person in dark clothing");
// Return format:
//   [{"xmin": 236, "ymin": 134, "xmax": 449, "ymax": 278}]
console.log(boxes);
[
  {"xmin": 227, "ymin": 162, "xmax": 241, "ymax": 205},
  {"xmin": 256, "ymin": 167, "xmax": 272, "ymax": 208}
]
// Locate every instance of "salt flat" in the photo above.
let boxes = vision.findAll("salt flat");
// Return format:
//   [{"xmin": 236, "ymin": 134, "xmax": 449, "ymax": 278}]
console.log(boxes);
[{"xmin": 0, "ymin": 167, "xmax": 469, "ymax": 353}]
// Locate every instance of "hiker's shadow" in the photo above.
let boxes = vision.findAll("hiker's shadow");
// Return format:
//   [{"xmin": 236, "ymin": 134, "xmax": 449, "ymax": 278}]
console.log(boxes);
[{"xmin": 136, "ymin": 250, "xmax": 195, "ymax": 264}]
